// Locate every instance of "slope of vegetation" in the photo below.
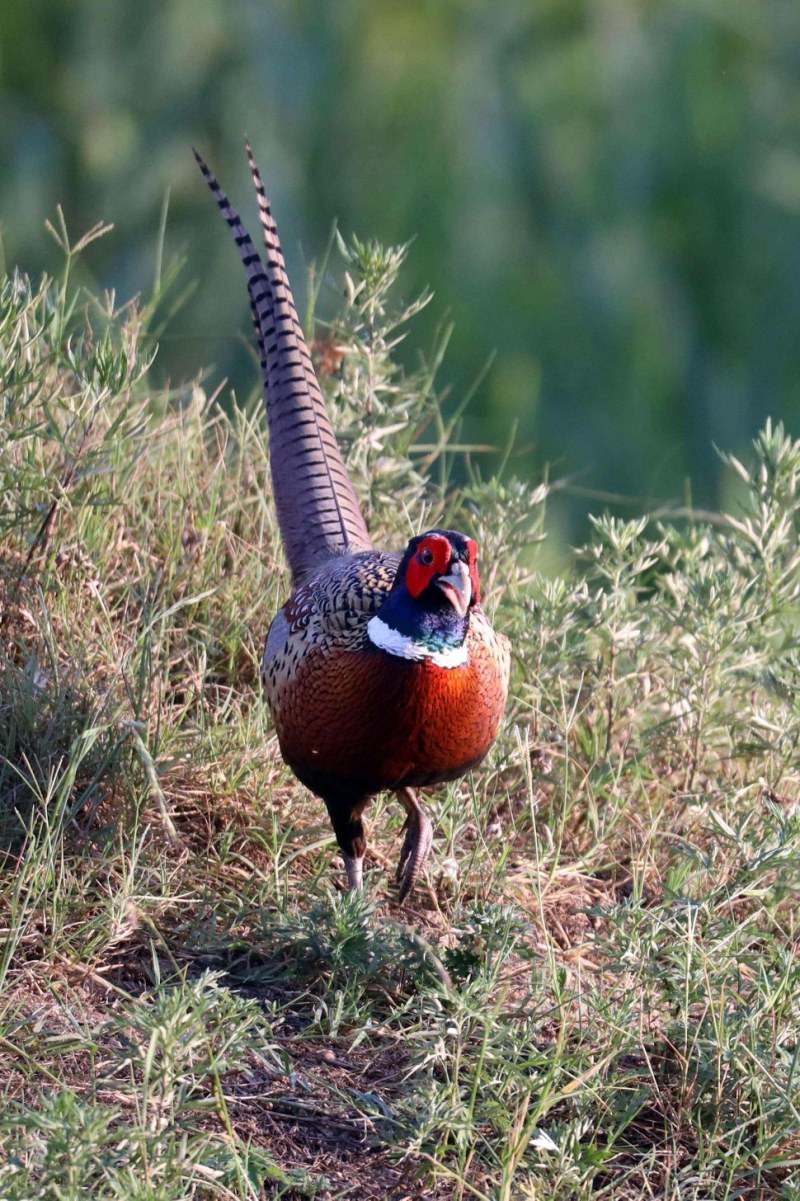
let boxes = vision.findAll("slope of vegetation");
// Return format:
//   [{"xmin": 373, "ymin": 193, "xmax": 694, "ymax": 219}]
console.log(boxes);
[{"xmin": 1, "ymin": 226, "xmax": 799, "ymax": 1200}]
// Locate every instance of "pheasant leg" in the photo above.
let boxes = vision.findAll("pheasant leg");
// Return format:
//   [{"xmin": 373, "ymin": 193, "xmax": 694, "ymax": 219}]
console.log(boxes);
[
  {"xmin": 342, "ymin": 853, "xmax": 364, "ymax": 890},
  {"xmin": 325, "ymin": 797, "xmax": 367, "ymax": 893},
  {"xmin": 395, "ymin": 787, "xmax": 433, "ymax": 903}
]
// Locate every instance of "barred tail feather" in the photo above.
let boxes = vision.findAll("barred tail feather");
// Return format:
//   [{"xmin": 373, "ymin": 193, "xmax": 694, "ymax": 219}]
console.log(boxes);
[
  {"xmin": 194, "ymin": 145, "xmax": 372, "ymax": 583},
  {"xmin": 192, "ymin": 148, "xmax": 271, "ymax": 384}
]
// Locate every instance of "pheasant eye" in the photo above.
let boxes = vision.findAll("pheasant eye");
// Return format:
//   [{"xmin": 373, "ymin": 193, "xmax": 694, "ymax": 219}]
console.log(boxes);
[{"xmin": 419, "ymin": 547, "xmax": 434, "ymax": 566}]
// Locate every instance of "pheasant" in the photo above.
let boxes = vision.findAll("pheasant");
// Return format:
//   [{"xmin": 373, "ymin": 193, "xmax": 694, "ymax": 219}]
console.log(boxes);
[{"xmin": 195, "ymin": 143, "xmax": 510, "ymax": 900}]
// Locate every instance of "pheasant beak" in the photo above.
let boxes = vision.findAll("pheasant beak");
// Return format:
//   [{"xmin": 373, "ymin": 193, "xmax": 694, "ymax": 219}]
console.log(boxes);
[{"xmin": 435, "ymin": 561, "xmax": 472, "ymax": 618}]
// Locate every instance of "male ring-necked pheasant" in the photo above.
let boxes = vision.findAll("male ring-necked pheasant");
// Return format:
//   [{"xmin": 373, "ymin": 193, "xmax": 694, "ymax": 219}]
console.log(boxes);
[{"xmin": 195, "ymin": 144, "xmax": 510, "ymax": 900}]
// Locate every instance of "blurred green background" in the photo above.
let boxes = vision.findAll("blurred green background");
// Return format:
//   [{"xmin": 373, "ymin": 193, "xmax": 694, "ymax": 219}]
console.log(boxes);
[{"xmin": 3, "ymin": 0, "xmax": 799, "ymax": 544}]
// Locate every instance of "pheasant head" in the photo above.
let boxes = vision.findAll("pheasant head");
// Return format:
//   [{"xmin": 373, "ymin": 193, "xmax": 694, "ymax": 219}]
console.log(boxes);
[{"xmin": 367, "ymin": 530, "xmax": 481, "ymax": 667}]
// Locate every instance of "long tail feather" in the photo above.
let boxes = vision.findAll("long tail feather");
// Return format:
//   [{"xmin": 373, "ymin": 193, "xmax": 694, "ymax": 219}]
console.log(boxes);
[
  {"xmin": 194, "ymin": 145, "xmax": 372, "ymax": 583},
  {"xmin": 192, "ymin": 148, "xmax": 271, "ymax": 384}
]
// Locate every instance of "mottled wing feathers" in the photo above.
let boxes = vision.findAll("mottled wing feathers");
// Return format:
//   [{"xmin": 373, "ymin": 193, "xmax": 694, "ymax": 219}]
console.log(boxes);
[{"xmin": 195, "ymin": 144, "xmax": 373, "ymax": 584}]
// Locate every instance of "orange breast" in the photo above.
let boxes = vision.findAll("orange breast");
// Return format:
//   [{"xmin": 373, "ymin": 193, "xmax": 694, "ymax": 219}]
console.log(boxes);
[{"xmin": 270, "ymin": 634, "xmax": 508, "ymax": 798}]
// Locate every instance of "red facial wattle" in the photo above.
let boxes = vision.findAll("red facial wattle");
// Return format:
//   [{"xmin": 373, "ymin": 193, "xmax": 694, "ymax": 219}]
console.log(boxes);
[
  {"xmin": 404, "ymin": 532, "xmax": 481, "ymax": 616},
  {"xmin": 405, "ymin": 533, "xmax": 452, "ymax": 598}
]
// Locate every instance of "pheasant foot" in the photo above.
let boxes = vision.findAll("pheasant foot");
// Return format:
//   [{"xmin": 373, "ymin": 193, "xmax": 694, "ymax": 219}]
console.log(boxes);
[{"xmin": 395, "ymin": 787, "xmax": 433, "ymax": 903}]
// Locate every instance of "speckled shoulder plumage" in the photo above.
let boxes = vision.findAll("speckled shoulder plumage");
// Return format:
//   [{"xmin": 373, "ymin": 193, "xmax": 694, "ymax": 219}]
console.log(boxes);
[
  {"xmin": 262, "ymin": 551, "xmax": 399, "ymax": 692},
  {"xmin": 289, "ymin": 550, "xmax": 400, "ymax": 647}
]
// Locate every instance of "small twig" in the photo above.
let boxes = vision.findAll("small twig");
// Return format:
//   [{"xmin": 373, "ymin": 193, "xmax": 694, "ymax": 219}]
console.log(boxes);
[
  {"xmin": 604, "ymin": 642, "xmax": 616, "ymax": 759},
  {"xmin": 124, "ymin": 721, "xmax": 182, "ymax": 846},
  {"xmin": 18, "ymin": 414, "xmax": 97, "ymax": 584}
]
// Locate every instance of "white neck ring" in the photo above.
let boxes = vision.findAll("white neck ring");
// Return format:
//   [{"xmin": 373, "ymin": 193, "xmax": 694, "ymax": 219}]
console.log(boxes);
[{"xmin": 367, "ymin": 615, "xmax": 468, "ymax": 668}]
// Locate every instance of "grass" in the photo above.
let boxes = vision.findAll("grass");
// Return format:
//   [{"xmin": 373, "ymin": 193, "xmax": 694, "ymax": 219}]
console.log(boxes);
[{"xmin": 1, "ymin": 221, "xmax": 799, "ymax": 1200}]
